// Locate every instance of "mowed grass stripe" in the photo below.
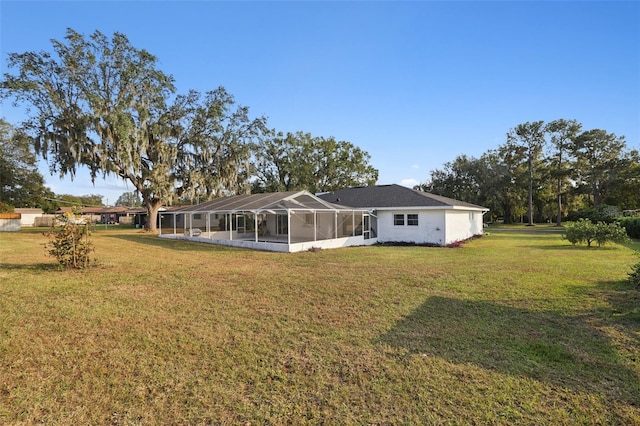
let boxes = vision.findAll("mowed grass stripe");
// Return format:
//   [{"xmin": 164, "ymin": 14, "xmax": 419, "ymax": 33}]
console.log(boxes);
[{"xmin": 0, "ymin": 227, "xmax": 638, "ymax": 424}]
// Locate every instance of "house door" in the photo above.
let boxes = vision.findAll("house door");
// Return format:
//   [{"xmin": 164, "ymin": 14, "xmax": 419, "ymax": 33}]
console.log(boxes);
[
  {"xmin": 363, "ymin": 214, "xmax": 370, "ymax": 240},
  {"xmin": 236, "ymin": 214, "xmax": 245, "ymax": 233},
  {"xmin": 276, "ymin": 214, "xmax": 288, "ymax": 235}
]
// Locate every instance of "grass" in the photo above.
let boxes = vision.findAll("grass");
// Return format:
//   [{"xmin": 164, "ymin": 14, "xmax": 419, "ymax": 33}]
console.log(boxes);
[{"xmin": 1, "ymin": 227, "xmax": 639, "ymax": 424}]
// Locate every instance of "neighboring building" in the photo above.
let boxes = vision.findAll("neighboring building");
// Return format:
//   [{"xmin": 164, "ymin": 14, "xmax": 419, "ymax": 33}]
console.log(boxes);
[
  {"xmin": 0, "ymin": 212, "xmax": 21, "ymax": 232},
  {"xmin": 318, "ymin": 184, "xmax": 489, "ymax": 246},
  {"xmin": 100, "ymin": 206, "xmax": 147, "ymax": 226},
  {"xmin": 158, "ymin": 205, "xmax": 193, "ymax": 229},
  {"xmin": 14, "ymin": 208, "xmax": 44, "ymax": 227},
  {"xmin": 158, "ymin": 191, "xmax": 377, "ymax": 253},
  {"xmin": 99, "ymin": 206, "xmax": 127, "ymax": 224},
  {"xmin": 55, "ymin": 207, "xmax": 102, "ymax": 224},
  {"xmin": 55, "ymin": 206, "xmax": 147, "ymax": 226}
]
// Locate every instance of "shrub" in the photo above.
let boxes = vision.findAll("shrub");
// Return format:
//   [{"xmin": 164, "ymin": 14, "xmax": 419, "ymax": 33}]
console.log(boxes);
[
  {"xmin": 628, "ymin": 251, "xmax": 640, "ymax": 288},
  {"xmin": 618, "ymin": 217, "xmax": 640, "ymax": 239},
  {"xmin": 44, "ymin": 211, "xmax": 94, "ymax": 269},
  {"xmin": 563, "ymin": 219, "xmax": 590, "ymax": 246},
  {"xmin": 594, "ymin": 222, "xmax": 630, "ymax": 247},
  {"xmin": 563, "ymin": 219, "xmax": 630, "ymax": 247},
  {"xmin": 629, "ymin": 260, "xmax": 640, "ymax": 288}
]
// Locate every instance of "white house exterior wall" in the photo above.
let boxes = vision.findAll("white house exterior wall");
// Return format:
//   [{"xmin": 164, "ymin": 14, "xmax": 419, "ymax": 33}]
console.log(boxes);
[
  {"xmin": 444, "ymin": 210, "xmax": 471, "ymax": 244},
  {"xmin": 444, "ymin": 210, "xmax": 484, "ymax": 244},
  {"xmin": 376, "ymin": 210, "xmax": 446, "ymax": 245},
  {"xmin": 470, "ymin": 211, "xmax": 484, "ymax": 235},
  {"xmin": 159, "ymin": 233, "xmax": 376, "ymax": 253},
  {"xmin": 17, "ymin": 213, "xmax": 41, "ymax": 227}
]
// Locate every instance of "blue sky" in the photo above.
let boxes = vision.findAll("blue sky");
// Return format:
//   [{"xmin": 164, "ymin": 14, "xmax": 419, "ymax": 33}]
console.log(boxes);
[{"xmin": 1, "ymin": 1, "xmax": 639, "ymax": 204}]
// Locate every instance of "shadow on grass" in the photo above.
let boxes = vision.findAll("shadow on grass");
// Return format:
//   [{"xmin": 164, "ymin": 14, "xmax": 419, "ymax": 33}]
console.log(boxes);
[
  {"xmin": 622, "ymin": 239, "xmax": 640, "ymax": 251},
  {"xmin": 523, "ymin": 244, "xmax": 624, "ymax": 251},
  {"xmin": 488, "ymin": 226, "xmax": 566, "ymax": 235},
  {"xmin": 592, "ymin": 280, "xmax": 640, "ymax": 330},
  {"xmin": 378, "ymin": 296, "xmax": 639, "ymax": 404},
  {"xmin": 104, "ymin": 233, "xmax": 241, "ymax": 252},
  {"xmin": 0, "ymin": 262, "xmax": 59, "ymax": 271}
]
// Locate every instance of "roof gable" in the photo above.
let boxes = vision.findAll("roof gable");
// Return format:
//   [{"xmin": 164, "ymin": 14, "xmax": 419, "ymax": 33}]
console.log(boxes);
[{"xmin": 317, "ymin": 184, "xmax": 487, "ymax": 210}]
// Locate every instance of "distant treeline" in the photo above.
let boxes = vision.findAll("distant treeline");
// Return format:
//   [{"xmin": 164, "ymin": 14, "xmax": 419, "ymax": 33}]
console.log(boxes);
[{"xmin": 417, "ymin": 119, "xmax": 639, "ymax": 224}]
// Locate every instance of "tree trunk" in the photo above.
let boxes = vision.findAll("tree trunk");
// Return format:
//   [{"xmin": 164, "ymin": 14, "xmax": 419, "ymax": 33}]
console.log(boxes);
[
  {"xmin": 145, "ymin": 199, "xmax": 163, "ymax": 232},
  {"xmin": 593, "ymin": 182, "xmax": 600, "ymax": 207},
  {"xmin": 503, "ymin": 202, "xmax": 513, "ymax": 224},
  {"xmin": 556, "ymin": 150, "xmax": 563, "ymax": 226},
  {"xmin": 556, "ymin": 178, "xmax": 562, "ymax": 226},
  {"xmin": 527, "ymin": 158, "xmax": 534, "ymax": 226}
]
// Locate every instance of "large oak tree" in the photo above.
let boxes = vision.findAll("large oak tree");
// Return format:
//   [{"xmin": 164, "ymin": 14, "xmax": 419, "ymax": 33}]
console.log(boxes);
[
  {"xmin": 1, "ymin": 29, "xmax": 266, "ymax": 230},
  {"xmin": 252, "ymin": 131, "xmax": 378, "ymax": 194}
]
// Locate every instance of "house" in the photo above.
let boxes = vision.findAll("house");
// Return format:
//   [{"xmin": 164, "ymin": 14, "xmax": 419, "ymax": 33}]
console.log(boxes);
[
  {"xmin": 55, "ymin": 207, "xmax": 102, "ymax": 224},
  {"xmin": 55, "ymin": 206, "xmax": 147, "ymax": 226},
  {"xmin": 99, "ymin": 206, "xmax": 146, "ymax": 225},
  {"xmin": 99, "ymin": 206, "xmax": 128, "ymax": 224},
  {"xmin": 14, "ymin": 208, "xmax": 44, "ymax": 227},
  {"xmin": 158, "ymin": 205, "xmax": 194, "ymax": 229},
  {"xmin": 158, "ymin": 191, "xmax": 377, "ymax": 253},
  {"xmin": 317, "ymin": 184, "xmax": 489, "ymax": 246}
]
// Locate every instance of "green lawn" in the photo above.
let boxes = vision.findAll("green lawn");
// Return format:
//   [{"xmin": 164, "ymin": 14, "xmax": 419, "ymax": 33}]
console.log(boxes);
[{"xmin": 1, "ymin": 227, "xmax": 638, "ymax": 424}]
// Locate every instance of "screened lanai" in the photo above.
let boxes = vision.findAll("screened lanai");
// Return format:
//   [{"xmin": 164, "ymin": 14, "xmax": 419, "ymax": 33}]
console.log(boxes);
[{"xmin": 158, "ymin": 191, "xmax": 377, "ymax": 252}]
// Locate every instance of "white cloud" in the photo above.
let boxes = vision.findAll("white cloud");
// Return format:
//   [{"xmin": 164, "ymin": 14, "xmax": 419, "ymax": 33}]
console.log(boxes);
[
  {"xmin": 399, "ymin": 178, "xmax": 419, "ymax": 188},
  {"xmin": 411, "ymin": 164, "xmax": 420, "ymax": 169}
]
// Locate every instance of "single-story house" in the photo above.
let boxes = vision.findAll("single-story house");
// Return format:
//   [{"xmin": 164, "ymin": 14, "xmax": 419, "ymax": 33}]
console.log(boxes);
[
  {"xmin": 158, "ymin": 205, "xmax": 191, "ymax": 229},
  {"xmin": 55, "ymin": 206, "xmax": 147, "ymax": 226},
  {"xmin": 99, "ymin": 206, "xmax": 128, "ymax": 224},
  {"xmin": 317, "ymin": 184, "xmax": 489, "ymax": 246},
  {"xmin": 14, "ymin": 208, "xmax": 44, "ymax": 227},
  {"xmin": 158, "ymin": 190, "xmax": 377, "ymax": 253},
  {"xmin": 56, "ymin": 207, "xmax": 102, "ymax": 224},
  {"xmin": 99, "ymin": 206, "xmax": 147, "ymax": 225}
]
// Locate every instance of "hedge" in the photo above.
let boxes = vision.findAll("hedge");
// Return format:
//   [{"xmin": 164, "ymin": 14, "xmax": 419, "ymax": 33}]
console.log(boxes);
[{"xmin": 618, "ymin": 217, "xmax": 640, "ymax": 239}]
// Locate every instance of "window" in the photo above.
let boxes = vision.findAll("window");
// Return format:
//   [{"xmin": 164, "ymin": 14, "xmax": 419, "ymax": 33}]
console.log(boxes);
[
  {"xmin": 394, "ymin": 214, "xmax": 405, "ymax": 226},
  {"xmin": 193, "ymin": 214, "xmax": 202, "ymax": 220},
  {"xmin": 407, "ymin": 214, "xmax": 419, "ymax": 226}
]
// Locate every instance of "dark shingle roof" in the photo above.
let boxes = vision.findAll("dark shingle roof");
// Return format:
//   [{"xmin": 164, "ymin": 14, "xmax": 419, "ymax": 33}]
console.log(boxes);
[{"xmin": 317, "ymin": 184, "xmax": 487, "ymax": 210}]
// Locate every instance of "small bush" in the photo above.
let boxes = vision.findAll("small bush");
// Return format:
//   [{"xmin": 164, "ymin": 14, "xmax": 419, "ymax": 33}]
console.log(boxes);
[
  {"xmin": 44, "ymin": 211, "xmax": 95, "ymax": 269},
  {"xmin": 563, "ymin": 219, "xmax": 630, "ymax": 247}
]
